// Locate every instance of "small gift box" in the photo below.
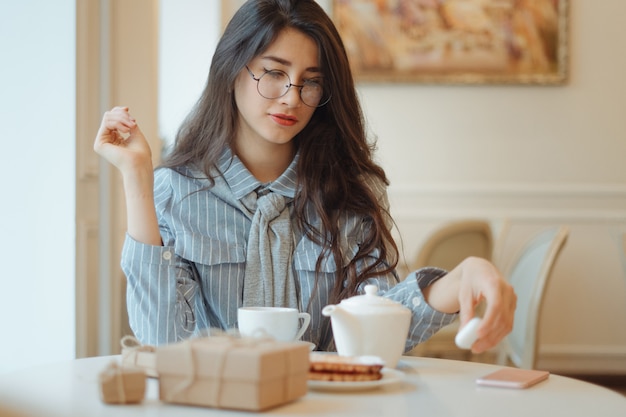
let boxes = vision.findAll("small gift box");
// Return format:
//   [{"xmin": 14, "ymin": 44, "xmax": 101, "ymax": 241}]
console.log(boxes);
[
  {"xmin": 120, "ymin": 335, "xmax": 158, "ymax": 378},
  {"xmin": 99, "ymin": 361, "xmax": 146, "ymax": 404},
  {"xmin": 156, "ymin": 336, "xmax": 310, "ymax": 411}
]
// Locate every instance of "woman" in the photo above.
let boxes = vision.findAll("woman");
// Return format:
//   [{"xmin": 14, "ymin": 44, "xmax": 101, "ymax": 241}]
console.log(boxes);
[{"xmin": 94, "ymin": 0, "xmax": 515, "ymax": 353}]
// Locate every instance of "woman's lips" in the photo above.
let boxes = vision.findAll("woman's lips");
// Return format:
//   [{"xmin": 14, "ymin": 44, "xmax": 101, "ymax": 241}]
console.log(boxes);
[{"xmin": 270, "ymin": 113, "xmax": 298, "ymax": 126}]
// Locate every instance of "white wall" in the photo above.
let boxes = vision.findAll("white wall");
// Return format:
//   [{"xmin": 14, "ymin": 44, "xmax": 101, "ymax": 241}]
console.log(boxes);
[
  {"xmin": 160, "ymin": 0, "xmax": 626, "ymax": 373},
  {"xmin": 0, "ymin": 1, "xmax": 76, "ymax": 373},
  {"xmin": 368, "ymin": 3, "xmax": 626, "ymax": 187}
]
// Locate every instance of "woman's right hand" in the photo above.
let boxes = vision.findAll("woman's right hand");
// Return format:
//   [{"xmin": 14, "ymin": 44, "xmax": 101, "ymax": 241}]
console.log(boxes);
[
  {"xmin": 93, "ymin": 106, "xmax": 153, "ymax": 174},
  {"xmin": 94, "ymin": 106, "xmax": 162, "ymax": 246}
]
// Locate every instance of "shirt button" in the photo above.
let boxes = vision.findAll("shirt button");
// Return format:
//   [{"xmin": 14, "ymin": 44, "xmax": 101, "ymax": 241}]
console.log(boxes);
[
  {"xmin": 163, "ymin": 251, "xmax": 172, "ymax": 260},
  {"xmin": 412, "ymin": 297, "xmax": 421, "ymax": 307}
]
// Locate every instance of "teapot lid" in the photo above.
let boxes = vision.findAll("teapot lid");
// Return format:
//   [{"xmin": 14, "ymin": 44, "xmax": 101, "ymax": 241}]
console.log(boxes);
[{"xmin": 341, "ymin": 284, "xmax": 405, "ymax": 309}]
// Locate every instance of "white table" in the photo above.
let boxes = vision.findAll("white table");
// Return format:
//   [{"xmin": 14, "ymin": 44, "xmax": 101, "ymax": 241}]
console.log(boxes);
[{"xmin": 0, "ymin": 355, "xmax": 624, "ymax": 417}]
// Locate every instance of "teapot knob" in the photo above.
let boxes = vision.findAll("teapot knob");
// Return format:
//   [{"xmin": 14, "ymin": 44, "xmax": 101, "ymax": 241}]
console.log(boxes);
[{"xmin": 364, "ymin": 284, "xmax": 378, "ymax": 296}]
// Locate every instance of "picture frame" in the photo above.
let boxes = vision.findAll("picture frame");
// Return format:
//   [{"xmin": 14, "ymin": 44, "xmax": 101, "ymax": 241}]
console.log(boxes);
[
  {"xmin": 332, "ymin": 0, "xmax": 569, "ymax": 85},
  {"xmin": 220, "ymin": 0, "xmax": 568, "ymax": 85}
]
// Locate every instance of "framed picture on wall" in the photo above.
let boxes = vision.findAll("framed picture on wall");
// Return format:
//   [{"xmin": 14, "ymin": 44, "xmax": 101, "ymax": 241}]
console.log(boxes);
[
  {"xmin": 332, "ymin": 0, "xmax": 568, "ymax": 84},
  {"xmin": 221, "ymin": 0, "xmax": 568, "ymax": 85}
]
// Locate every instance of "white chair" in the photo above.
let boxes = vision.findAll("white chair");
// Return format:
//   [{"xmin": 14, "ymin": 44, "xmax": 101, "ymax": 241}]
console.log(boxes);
[{"xmin": 497, "ymin": 226, "xmax": 569, "ymax": 369}]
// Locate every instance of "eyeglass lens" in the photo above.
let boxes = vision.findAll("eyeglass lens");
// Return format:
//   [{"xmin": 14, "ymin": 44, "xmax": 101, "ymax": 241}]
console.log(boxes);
[{"xmin": 257, "ymin": 70, "xmax": 328, "ymax": 107}]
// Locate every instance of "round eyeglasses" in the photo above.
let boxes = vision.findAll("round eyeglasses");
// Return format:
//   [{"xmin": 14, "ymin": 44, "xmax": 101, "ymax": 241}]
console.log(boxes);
[{"xmin": 245, "ymin": 66, "xmax": 331, "ymax": 108}]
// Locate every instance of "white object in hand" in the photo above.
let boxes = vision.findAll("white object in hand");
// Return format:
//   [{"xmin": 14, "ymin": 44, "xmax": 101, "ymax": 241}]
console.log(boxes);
[{"xmin": 455, "ymin": 317, "xmax": 482, "ymax": 349}]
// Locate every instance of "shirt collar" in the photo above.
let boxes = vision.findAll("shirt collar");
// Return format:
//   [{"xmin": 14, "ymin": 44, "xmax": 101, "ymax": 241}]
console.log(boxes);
[{"xmin": 218, "ymin": 147, "xmax": 298, "ymax": 200}]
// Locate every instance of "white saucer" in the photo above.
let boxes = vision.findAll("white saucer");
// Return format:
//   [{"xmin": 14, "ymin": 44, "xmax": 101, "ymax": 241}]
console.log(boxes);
[{"xmin": 307, "ymin": 368, "xmax": 404, "ymax": 392}]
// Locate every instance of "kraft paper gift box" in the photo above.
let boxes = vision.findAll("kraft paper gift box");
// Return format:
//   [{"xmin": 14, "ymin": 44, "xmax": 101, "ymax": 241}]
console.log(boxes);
[
  {"xmin": 99, "ymin": 361, "xmax": 146, "ymax": 404},
  {"xmin": 156, "ymin": 336, "xmax": 310, "ymax": 411}
]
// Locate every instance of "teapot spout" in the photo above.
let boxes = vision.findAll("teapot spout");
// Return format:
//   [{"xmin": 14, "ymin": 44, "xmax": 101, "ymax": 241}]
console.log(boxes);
[{"xmin": 322, "ymin": 305, "xmax": 361, "ymax": 357}]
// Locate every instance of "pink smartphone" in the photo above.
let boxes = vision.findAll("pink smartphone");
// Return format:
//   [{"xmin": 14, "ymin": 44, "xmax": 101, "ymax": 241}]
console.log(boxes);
[{"xmin": 476, "ymin": 368, "xmax": 550, "ymax": 389}]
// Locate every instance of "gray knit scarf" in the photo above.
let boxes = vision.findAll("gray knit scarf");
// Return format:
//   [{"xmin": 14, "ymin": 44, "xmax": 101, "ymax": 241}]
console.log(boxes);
[{"xmin": 241, "ymin": 188, "xmax": 298, "ymax": 308}]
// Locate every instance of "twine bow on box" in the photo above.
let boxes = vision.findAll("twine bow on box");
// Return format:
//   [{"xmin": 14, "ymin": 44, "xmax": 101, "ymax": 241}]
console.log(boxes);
[{"xmin": 120, "ymin": 335, "xmax": 158, "ymax": 378}]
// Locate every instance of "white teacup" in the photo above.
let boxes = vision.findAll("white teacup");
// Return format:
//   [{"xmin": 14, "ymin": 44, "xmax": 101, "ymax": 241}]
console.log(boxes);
[{"xmin": 238, "ymin": 307, "xmax": 311, "ymax": 342}]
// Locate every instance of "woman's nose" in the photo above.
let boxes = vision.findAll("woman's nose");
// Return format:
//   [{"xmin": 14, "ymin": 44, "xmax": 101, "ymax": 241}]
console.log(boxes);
[{"xmin": 280, "ymin": 84, "xmax": 302, "ymax": 107}]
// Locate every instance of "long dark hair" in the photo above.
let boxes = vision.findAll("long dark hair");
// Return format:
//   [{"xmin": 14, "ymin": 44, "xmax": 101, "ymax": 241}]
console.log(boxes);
[{"xmin": 162, "ymin": 0, "xmax": 399, "ymax": 302}]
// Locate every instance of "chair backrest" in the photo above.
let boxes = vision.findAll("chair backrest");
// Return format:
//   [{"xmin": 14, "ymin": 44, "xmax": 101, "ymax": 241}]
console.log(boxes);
[
  {"xmin": 500, "ymin": 226, "xmax": 569, "ymax": 369},
  {"xmin": 490, "ymin": 218, "xmax": 511, "ymax": 273},
  {"xmin": 412, "ymin": 220, "xmax": 493, "ymax": 271},
  {"xmin": 620, "ymin": 233, "xmax": 626, "ymax": 278}
]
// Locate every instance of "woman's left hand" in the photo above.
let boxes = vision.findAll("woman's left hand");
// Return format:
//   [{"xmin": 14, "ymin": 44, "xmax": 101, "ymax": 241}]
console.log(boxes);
[{"xmin": 422, "ymin": 256, "xmax": 516, "ymax": 353}]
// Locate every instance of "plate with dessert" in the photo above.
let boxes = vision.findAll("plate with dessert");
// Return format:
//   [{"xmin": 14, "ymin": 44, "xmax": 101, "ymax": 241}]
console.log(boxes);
[{"xmin": 307, "ymin": 353, "xmax": 404, "ymax": 392}]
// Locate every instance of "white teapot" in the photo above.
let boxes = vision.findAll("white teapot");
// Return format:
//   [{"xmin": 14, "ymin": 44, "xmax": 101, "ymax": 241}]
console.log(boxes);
[{"xmin": 322, "ymin": 284, "xmax": 411, "ymax": 368}]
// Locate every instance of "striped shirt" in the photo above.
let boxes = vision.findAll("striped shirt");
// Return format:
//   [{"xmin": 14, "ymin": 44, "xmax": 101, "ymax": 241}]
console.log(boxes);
[{"xmin": 121, "ymin": 148, "xmax": 456, "ymax": 351}]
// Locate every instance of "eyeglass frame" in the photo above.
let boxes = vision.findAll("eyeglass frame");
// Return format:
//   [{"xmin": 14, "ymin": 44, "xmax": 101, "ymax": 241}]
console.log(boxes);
[{"xmin": 244, "ymin": 65, "xmax": 331, "ymax": 108}]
